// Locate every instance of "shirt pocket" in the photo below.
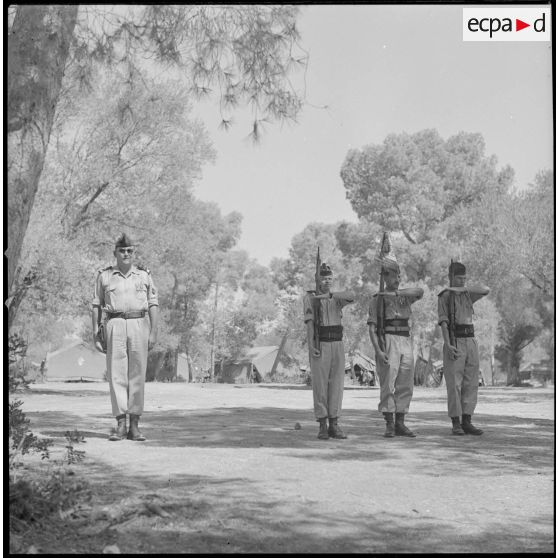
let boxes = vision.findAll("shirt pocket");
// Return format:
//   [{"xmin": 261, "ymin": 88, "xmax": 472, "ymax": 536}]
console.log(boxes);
[
  {"xmin": 104, "ymin": 286, "xmax": 117, "ymax": 307},
  {"xmin": 135, "ymin": 281, "xmax": 148, "ymax": 300}
]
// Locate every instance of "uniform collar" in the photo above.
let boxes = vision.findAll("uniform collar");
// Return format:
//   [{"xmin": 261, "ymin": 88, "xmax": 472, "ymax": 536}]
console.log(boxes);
[{"xmin": 112, "ymin": 265, "xmax": 140, "ymax": 277}]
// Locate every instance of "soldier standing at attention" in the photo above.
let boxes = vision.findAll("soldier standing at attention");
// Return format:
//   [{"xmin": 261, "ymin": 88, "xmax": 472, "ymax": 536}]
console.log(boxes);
[
  {"xmin": 91, "ymin": 234, "xmax": 159, "ymax": 441},
  {"xmin": 303, "ymin": 262, "xmax": 355, "ymax": 440},
  {"xmin": 438, "ymin": 261, "xmax": 489, "ymax": 436},
  {"xmin": 367, "ymin": 242, "xmax": 423, "ymax": 438}
]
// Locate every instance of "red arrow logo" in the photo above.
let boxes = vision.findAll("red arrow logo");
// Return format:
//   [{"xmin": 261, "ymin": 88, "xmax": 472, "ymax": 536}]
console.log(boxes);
[{"xmin": 516, "ymin": 19, "xmax": 530, "ymax": 31}]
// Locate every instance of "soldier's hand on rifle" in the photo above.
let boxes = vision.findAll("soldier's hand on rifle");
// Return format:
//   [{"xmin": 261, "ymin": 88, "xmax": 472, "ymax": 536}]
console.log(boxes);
[
  {"xmin": 446, "ymin": 343, "xmax": 460, "ymax": 360},
  {"xmin": 311, "ymin": 346, "xmax": 321, "ymax": 358},
  {"xmin": 377, "ymin": 350, "xmax": 389, "ymax": 365}
]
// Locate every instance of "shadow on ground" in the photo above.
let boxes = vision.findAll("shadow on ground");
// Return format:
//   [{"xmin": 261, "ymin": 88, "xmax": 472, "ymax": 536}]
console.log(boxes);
[
  {"xmin": 23, "ymin": 457, "xmax": 554, "ymax": 554},
  {"xmin": 28, "ymin": 406, "xmax": 554, "ymax": 476},
  {"xmin": 18, "ymin": 387, "xmax": 555, "ymax": 555}
]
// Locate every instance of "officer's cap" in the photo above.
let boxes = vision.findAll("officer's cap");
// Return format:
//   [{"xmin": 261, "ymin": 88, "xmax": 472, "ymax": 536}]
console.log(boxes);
[
  {"xmin": 319, "ymin": 263, "xmax": 333, "ymax": 277},
  {"xmin": 449, "ymin": 261, "xmax": 466, "ymax": 275},
  {"xmin": 115, "ymin": 233, "xmax": 135, "ymax": 248}
]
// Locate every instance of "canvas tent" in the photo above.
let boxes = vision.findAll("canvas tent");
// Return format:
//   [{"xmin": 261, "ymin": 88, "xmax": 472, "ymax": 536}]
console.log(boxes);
[
  {"xmin": 45, "ymin": 340, "xmax": 106, "ymax": 382},
  {"xmin": 346, "ymin": 350, "xmax": 377, "ymax": 386},
  {"xmin": 219, "ymin": 346, "xmax": 299, "ymax": 384},
  {"xmin": 415, "ymin": 356, "xmax": 444, "ymax": 387}
]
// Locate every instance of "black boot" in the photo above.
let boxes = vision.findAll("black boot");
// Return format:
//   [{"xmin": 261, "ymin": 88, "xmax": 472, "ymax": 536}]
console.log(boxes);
[
  {"xmin": 317, "ymin": 418, "xmax": 329, "ymax": 440},
  {"xmin": 127, "ymin": 414, "xmax": 146, "ymax": 441},
  {"xmin": 109, "ymin": 415, "xmax": 127, "ymax": 441},
  {"xmin": 328, "ymin": 417, "xmax": 348, "ymax": 439},
  {"xmin": 451, "ymin": 416, "xmax": 465, "ymax": 436},
  {"xmin": 383, "ymin": 412, "xmax": 395, "ymax": 438},
  {"xmin": 461, "ymin": 414, "xmax": 483, "ymax": 435},
  {"xmin": 395, "ymin": 412, "xmax": 416, "ymax": 437}
]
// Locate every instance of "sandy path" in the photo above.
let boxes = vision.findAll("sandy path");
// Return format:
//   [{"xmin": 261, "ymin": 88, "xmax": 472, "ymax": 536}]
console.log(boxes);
[{"xmin": 14, "ymin": 382, "xmax": 554, "ymax": 553}]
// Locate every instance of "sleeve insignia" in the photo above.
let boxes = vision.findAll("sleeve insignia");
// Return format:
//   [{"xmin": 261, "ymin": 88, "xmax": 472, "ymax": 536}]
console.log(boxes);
[
  {"xmin": 305, "ymin": 308, "xmax": 313, "ymax": 315},
  {"xmin": 136, "ymin": 263, "xmax": 151, "ymax": 274}
]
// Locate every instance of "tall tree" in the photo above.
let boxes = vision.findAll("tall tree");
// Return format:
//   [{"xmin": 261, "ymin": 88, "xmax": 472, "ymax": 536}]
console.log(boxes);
[
  {"xmin": 8, "ymin": 4, "xmax": 307, "ymax": 292},
  {"xmin": 8, "ymin": 6, "xmax": 79, "ymax": 294},
  {"xmin": 8, "ymin": 68, "xmax": 216, "ymax": 328},
  {"xmin": 339, "ymin": 129, "xmax": 514, "ymax": 281}
]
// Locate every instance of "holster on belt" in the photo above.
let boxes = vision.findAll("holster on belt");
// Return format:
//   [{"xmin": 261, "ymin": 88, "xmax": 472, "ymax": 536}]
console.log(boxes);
[
  {"xmin": 96, "ymin": 322, "xmax": 107, "ymax": 353},
  {"xmin": 455, "ymin": 324, "xmax": 475, "ymax": 338},
  {"xmin": 319, "ymin": 325, "xmax": 343, "ymax": 342}
]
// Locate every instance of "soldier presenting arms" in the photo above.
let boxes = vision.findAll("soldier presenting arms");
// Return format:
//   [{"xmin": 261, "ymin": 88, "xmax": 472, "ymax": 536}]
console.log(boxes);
[
  {"xmin": 368, "ymin": 235, "xmax": 423, "ymax": 438},
  {"xmin": 303, "ymin": 258, "xmax": 355, "ymax": 440},
  {"xmin": 91, "ymin": 234, "xmax": 159, "ymax": 441},
  {"xmin": 438, "ymin": 261, "xmax": 489, "ymax": 436}
]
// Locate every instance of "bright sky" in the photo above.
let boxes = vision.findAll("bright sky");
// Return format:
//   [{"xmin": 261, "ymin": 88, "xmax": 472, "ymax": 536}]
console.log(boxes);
[{"xmin": 192, "ymin": 4, "xmax": 553, "ymax": 266}]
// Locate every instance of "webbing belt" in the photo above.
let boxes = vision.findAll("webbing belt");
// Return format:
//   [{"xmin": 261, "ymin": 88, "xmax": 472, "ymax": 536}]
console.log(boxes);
[{"xmin": 107, "ymin": 310, "xmax": 146, "ymax": 320}]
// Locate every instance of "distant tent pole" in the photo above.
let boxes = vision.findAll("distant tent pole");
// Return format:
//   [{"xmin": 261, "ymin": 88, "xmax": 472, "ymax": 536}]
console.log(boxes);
[{"xmin": 270, "ymin": 331, "xmax": 289, "ymax": 376}]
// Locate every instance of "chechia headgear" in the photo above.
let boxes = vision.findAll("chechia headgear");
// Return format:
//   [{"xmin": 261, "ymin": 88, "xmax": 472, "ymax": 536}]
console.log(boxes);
[
  {"xmin": 375, "ymin": 232, "xmax": 399, "ymax": 273},
  {"xmin": 319, "ymin": 263, "xmax": 333, "ymax": 277},
  {"xmin": 115, "ymin": 233, "xmax": 135, "ymax": 248},
  {"xmin": 449, "ymin": 261, "xmax": 466, "ymax": 275}
]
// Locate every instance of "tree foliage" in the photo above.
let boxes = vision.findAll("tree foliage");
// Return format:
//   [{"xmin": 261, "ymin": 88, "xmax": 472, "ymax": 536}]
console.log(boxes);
[
  {"xmin": 8, "ymin": 4, "xmax": 307, "ymax": 293},
  {"xmin": 341, "ymin": 129, "xmax": 513, "ymax": 244}
]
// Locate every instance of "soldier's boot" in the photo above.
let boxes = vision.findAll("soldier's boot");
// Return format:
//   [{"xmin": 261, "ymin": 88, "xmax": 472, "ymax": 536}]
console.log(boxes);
[
  {"xmin": 328, "ymin": 417, "xmax": 348, "ymax": 439},
  {"xmin": 317, "ymin": 418, "xmax": 329, "ymax": 440},
  {"xmin": 383, "ymin": 412, "xmax": 395, "ymax": 438},
  {"xmin": 451, "ymin": 416, "xmax": 466, "ymax": 436},
  {"xmin": 127, "ymin": 414, "xmax": 146, "ymax": 441},
  {"xmin": 108, "ymin": 415, "xmax": 127, "ymax": 441},
  {"xmin": 461, "ymin": 414, "xmax": 483, "ymax": 436},
  {"xmin": 394, "ymin": 412, "xmax": 416, "ymax": 437}
]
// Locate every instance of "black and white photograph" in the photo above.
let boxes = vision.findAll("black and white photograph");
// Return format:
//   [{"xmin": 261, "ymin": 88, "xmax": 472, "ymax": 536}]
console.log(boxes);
[{"xmin": 7, "ymin": 3, "xmax": 554, "ymax": 554}]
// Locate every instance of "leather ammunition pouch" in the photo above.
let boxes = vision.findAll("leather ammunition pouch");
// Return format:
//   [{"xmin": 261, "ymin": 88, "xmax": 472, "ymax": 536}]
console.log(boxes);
[
  {"xmin": 319, "ymin": 325, "xmax": 343, "ymax": 342},
  {"xmin": 381, "ymin": 318, "xmax": 410, "ymax": 337},
  {"xmin": 455, "ymin": 324, "xmax": 475, "ymax": 338}
]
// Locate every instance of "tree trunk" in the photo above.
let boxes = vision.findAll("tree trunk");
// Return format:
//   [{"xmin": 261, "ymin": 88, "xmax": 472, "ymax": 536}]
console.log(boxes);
[
  {"xmin": 209, "ymin": 281, "xmax": 220, "ymax": 382},
  {"xmin": 270, "ymin": 330, "xmax": 289, "ymax": 376},
  {"xmin": 185, "ymin": 351, "xmax": 194, "ymax": 383},
  {"xmin": 172, "ymin": 348, "xmax": 179, "ymax": 382},
  {"xmin": 7, "ymin": 5, "xmax": 78, "ymax": 292},
  {"xmin": 505, "ymin": 348, "xmax": 522, "ymax": 386}
]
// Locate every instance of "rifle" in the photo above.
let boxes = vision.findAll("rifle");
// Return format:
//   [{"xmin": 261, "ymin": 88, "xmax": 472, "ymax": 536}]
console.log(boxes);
[
  {"xmin": 313, "ymin": 247, "xmax": 322, "ymax": 352},
  {"xmin": 448, "ymin": 258, "xmax": 456, "ymax": 349},
  {"xmin": 376, "ymin": 233, "xmax": 389, "ymax": 353}
]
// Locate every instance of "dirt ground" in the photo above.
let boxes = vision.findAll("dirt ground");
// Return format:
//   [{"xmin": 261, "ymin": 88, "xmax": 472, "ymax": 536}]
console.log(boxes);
[{"xmin": 10, "ymin": 381, "xmax": 555, "ymax": 554}]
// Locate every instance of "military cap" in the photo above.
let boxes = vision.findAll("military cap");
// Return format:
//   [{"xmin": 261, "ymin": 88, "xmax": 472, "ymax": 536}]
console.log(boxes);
[
  {"xmin": 449, "ymin": 261, "xmax": 466, "ymax": 275},
  {"xmin": 115, "ymin": 233, "xmax": 135, "ymax": 248},
  {"xmin": 319, "ymin": 263, "xmax": 333, "ymax": 276},
  {"xmin": 375, "ymin": 232, "xmax": 399, "ymax": 272}
]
